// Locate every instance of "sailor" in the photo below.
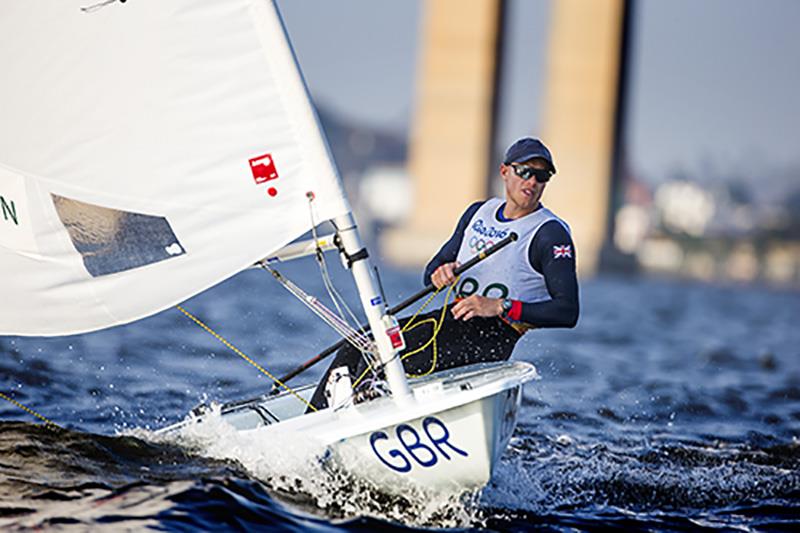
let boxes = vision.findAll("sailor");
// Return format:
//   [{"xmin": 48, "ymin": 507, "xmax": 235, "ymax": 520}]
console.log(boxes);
[{"xmin": 309, "ymin": 137, "xmax": 579, "ymax": 410}]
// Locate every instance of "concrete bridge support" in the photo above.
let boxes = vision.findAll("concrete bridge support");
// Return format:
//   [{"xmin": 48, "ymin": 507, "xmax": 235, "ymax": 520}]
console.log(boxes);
[
  {"xmin": 384, "ymin": 0, "xmax": 628, "ymax": 277},
  {"xmin": 382, "ymin": 0, "xmax": 504, "ymax": 267},
  {"xmin": 540, "ymin": 0, "xmax": 628, "ymax": 275}
]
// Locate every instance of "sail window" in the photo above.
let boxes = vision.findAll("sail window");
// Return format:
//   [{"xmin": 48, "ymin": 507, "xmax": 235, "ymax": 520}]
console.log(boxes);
[{"xmin": 52, "ymin": 194, "xmax": 185, "ymax": 277}]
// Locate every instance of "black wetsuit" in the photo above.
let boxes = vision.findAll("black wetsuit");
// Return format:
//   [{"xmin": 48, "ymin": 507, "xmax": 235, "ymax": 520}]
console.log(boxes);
[{"xmin": 308, "ymin": 201, "xmax": 579, "ymax": 410}]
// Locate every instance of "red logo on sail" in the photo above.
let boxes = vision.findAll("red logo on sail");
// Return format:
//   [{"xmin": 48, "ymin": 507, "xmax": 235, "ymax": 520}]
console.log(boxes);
[{"xmin": 249, "ymin": 153, "xmax": 279, "ymax": 197}]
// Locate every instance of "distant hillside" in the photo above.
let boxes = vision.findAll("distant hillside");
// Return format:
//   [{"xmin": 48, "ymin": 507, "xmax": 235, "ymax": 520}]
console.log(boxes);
[{"xmin": 315, "ymin": 104, "xmax": 407, "ymax": 182}]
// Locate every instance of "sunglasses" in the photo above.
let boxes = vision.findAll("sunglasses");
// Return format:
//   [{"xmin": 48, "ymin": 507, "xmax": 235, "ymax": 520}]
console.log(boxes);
[{"xmin": 511, "ymin": 164, "xmax": 553, "ymax": 183}]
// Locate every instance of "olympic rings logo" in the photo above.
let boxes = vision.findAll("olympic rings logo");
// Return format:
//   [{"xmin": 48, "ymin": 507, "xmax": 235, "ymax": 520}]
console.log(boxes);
[{"xmin": 469, "ymin": 235, "xmax": 494, "ymax": 253}]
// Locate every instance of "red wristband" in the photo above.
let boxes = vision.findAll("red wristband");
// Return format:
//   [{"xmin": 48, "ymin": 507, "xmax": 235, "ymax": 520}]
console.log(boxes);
[{"xmin": 508, "ymin": 299, "xmax": 522, "ymax": 321}]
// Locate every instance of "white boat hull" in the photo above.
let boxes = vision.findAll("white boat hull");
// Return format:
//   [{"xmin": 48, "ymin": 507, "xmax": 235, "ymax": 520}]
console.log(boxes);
[
  {"xmin": 160, "ymin": 361, "xmax": 537, "ymax": 495},
  {"xmin": 327, "ymin": 381, "xmax": 522, "ymax": 492}
]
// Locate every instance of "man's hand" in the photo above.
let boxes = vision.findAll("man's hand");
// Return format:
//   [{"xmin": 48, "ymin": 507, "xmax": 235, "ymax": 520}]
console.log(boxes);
[
  {"xmin": 451, "ymin": 295, "xmax": 503, "ymax": 321},
  {"xmin": 431, "ymin": 262, "xmax": 459, "ymax": 289}
]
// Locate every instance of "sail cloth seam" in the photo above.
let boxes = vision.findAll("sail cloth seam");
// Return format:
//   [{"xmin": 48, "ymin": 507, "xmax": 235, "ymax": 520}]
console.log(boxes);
[
  {"xmin": 0, "ymin": 391, "xmax": 63, "ymax": 431},
  {"xmin": 175, "ymin": 305, "xmax": 317, "ymax": 412}
]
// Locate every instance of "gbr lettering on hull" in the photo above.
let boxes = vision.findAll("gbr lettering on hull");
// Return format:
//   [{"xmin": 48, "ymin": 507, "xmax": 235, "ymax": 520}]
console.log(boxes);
[{"xmin": 369, "ymin": 416, "xmax": 468, "ymax": 473}]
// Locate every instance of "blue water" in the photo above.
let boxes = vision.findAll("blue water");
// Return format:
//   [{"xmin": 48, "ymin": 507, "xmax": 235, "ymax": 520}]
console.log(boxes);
[{"xmin": 2, "ymin": 258, "xmax": 799, "ymax": 530}]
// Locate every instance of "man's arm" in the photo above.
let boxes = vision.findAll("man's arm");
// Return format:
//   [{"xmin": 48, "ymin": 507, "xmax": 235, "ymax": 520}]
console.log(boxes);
[
  {"xmin": 422, "ymin": 201, "xmax": 485, "ymax": 285},
  {"xmin": 516, "ymin": 220, "xmax": 580, "ymax": 328}
]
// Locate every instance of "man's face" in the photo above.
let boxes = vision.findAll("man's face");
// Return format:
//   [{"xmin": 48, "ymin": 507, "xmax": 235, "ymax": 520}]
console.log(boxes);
[{"xmin": 500, "ymin": 158, "xmax": 549, "ymax": 214}]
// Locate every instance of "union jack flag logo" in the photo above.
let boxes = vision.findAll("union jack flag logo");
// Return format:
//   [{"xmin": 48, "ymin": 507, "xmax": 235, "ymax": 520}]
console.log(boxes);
[{"xmin": 553, "ymin": 244, "xmax": 572, "ymax": 259}]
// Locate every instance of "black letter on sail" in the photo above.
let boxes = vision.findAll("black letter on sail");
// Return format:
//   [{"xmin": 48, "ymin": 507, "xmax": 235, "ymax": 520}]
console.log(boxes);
[{"xmin": 1, "ymin": 196, "xmax": 18, "ymax": 225}]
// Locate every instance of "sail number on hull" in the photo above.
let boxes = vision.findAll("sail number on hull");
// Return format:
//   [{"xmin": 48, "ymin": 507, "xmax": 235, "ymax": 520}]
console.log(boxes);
[{"xmin": 369, "ymin": 416, "xmax": 468, "ymax": 473}]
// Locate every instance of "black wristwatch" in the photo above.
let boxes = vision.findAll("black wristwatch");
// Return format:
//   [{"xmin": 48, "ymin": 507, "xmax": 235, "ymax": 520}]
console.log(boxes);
[{"xmin": 501, "ymin": 298, "xmax": 513, "ymax": 317}]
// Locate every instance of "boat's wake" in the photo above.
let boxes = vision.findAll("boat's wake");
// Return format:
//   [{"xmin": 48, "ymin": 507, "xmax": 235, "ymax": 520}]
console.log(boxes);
[
  {"xmin": 2, "ymin": 418, "xmax": 799, "ymax": 530},
  {"xmin": 150, "ymin": 405, "xmax": 482, "ymax": 528}
]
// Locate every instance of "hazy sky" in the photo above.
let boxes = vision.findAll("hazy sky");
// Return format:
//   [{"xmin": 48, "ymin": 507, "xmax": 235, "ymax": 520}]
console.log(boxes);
[
  {"xmin": 277, "ymin": 0, "xmax": 800, "ymax": 183},
  {"xmin": 277, "ymin": 0, "xmax": 422, "ymax": 131},
  {"xmin": 628, "ymin": 0, "xmax": 800, "ymax": 182}
]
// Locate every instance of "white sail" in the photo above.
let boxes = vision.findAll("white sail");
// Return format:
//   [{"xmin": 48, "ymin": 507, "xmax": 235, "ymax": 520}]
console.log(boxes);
[{"xmin": 0, "ymin": 0, "xmax": 350, "ymax": 336}]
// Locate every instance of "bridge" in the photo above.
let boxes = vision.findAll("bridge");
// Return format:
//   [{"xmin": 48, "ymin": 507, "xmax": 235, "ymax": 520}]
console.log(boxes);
[{"xmin": 383, "ymin": 0, "xmax": 630, "ymax": 276}]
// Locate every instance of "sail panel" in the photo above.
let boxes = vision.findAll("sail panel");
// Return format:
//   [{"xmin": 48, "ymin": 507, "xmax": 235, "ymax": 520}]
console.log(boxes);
[{"xmin": 0, "ymin": 0, "xmax": 350, "ymax": 335}]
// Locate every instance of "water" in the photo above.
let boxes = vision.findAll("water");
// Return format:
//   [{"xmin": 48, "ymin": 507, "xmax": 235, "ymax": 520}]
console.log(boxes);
[{"xmin": 1, "ymin": 259, "xmax": 799, "ymax": 530}]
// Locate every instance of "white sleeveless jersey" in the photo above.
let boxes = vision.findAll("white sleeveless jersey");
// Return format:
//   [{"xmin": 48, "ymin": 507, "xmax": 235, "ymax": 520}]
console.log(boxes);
[{"xmin": 455, "ymin": 198, "xmax": 570, "ymax": 304}]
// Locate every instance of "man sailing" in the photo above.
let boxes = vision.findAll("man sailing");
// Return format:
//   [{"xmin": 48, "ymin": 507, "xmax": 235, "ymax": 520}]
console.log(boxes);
[{"xmin": 309, "ymin": 137, "xmax": 579, "ymax": 410}]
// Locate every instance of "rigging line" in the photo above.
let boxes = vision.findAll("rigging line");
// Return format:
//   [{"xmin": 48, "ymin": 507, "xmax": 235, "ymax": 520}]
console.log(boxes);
[
  {"xmin": 306, "ymin": 196, "xmax": 364, "ymax": 337},
  {"xmin": 402, "ymin": 287, "xmax": 443, "ymax": 332},
  {"xmin": 400, "ymin": 275, "xmax": 459, "ymax": 337},
  {"xmin": 351, "ymin": 278, "xmax": 459, "ymax": 388},
  {"xmin": 261, "ymin": 266, "xmax": 376, "ymax": 356},
  {"xmin": 307, "ymin": 196, "xmax": 346, "ymax": 319},
  {"xmin": 323, "ymin": 261, "xmax": 362, "ymax": 332},
  {"xmin": 304, "ymin": 197, "xmax": 378, "ymax": 380},
  {"xmin": 0, "ymin": 391, "xmax": 63, "ymax": 431},
  {"xmin": 323, "ymin": 266, "xmax": 381, "ymax": 377},
  {"xmin": 175, "ymin": 305, "xmax": 317, "ymax": 412},
  {"xmin": 318, "ymin": 249, "xmax": 347, "ymax": 320},
  {"xmin": 262, "ymin": 267, "xmax": 369, "ymax": 347},
  {"xmin": 321, "ymin": 254, "xmax": 365, "ymax": 338},
  {"xmin": 403, "ymin": 319, "xmax": 439, "ymax": 379}
]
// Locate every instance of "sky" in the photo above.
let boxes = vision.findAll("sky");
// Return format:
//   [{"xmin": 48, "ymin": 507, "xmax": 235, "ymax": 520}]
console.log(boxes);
[
  {"xmin": 628, "ymin": 0, "xmax": 800, "ymax": 183},
  {"xmin": 276, "ymin": 0, "xmax": 800, "ymax": 185},
  {"xmin": 277, "ymin": 0, "xmax": 422, "ymax": 132}
]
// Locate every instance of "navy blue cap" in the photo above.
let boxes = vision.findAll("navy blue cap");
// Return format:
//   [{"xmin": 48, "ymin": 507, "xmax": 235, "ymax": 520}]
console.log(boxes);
[{"xmin": 503, "ymin": 137, "xmax": 556, "ymax": 174}]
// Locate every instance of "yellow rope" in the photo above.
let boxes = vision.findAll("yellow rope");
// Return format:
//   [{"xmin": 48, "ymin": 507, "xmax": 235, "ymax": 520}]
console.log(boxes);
[
  {"xmin": 352, "ymin": 278, "xmax": 459, "ymax": 387},
  {"xmin": 0, "ymin": 391, "xmax": 63, "ymax": 431},
  {"xmin": 400, "ymin": 318, "xmax": 439, "ymax": 378},
  {"xmin": 401, "ymin": 288, "xmax": 441, "ymax": 330},
  {"xmin": 176, "ymin": 305, "xmax": 317, "ymax": 412}
]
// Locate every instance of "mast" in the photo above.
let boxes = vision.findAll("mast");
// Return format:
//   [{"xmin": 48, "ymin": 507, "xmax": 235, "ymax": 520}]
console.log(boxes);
[
  {"xmin": 333, "ymin": 213, "xmax": 412, "ymax": 404},
  {"xmin": 268, "ymin": 3, "xmax": 411, "ymax": 403}
]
